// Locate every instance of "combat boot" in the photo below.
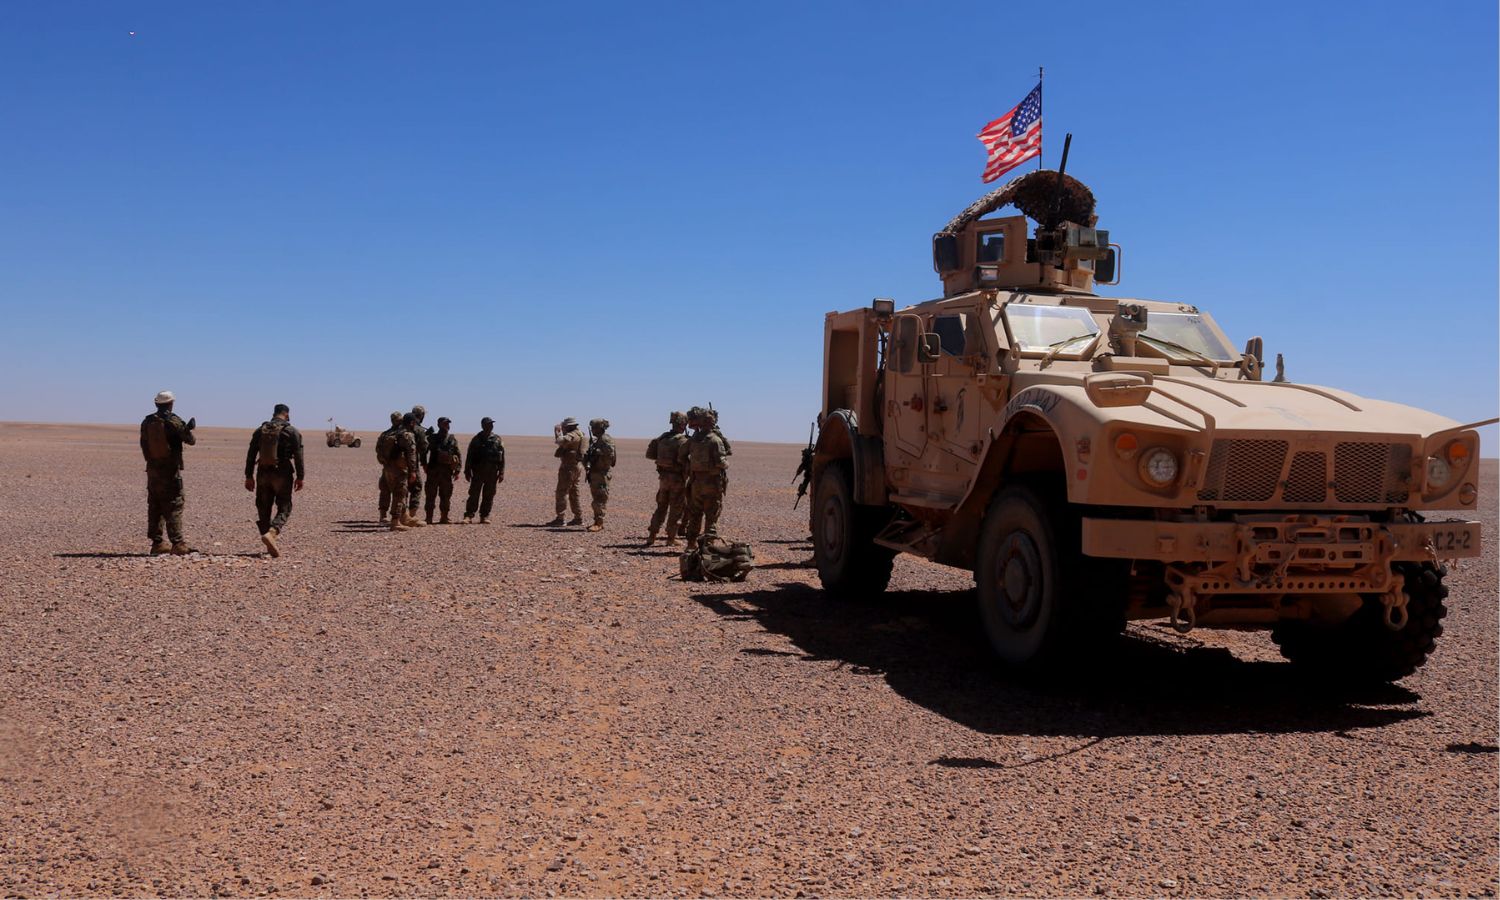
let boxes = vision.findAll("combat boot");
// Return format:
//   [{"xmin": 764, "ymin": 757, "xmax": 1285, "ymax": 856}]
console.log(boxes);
[
  {"xmin": 462, "ymin": 514, "xmax": 473, "ymax": 524},
  {"xmin": 479, "ymin": 516, "xmax": 489, "ymax": 525},
  {"xmin": 567, "ymin": 516, "xmax": 584, "ymax": 527},
  {"xmin": 546, "ymin": 516, "xmax": 565, "ymax": 526},
  {"xmin": 405, "ymin": 510, "xmax": 425, "ymax": 528},
  {"xmin": 378, "ymin": 510, "xmax": 388, "ymax": 524},
  {"xmin": 150, "ymin": 540, "xmax": 171, "ymax": 556},
  {"xmin": 261, "ymin": 526, "xmax": 280, "ymax": 558},
  {"xmin": 665, "ymin": 534, "xmax": 680, "ymax": 547},
  {"xmin": 587, "ymin": 520, "xmax": 604, "ymax": 532},
  {"xmin": 425, "ymin": 509, "xmax": 434, "ymax": 525},
  {"xmin": 170, "ymin": 541, "xmax": 193, "ymax": 556},
  {"xmin": 645, "ymin": 532, "xmax": 657, "ymax": 548},
  {"xmin": 440, "ymin": 513, "xmax": 451, "ymax": 524},
  {"xmin": 390, "ymin": 516, "xmax": 408, "ymax": 532}
]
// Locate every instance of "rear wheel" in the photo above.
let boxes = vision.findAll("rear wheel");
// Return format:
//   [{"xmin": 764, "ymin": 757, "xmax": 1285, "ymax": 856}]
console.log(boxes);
[
  {"xmin": 812, "ymin": 460, "xmax": 894, "ymax": 599},
  {"xmin": 351, "ymin": 438, "xmax": 362, "ymax": 448},
  {"xmin": 1272, "ymin": 562, "xmax": 1448, "ymax": 684}
]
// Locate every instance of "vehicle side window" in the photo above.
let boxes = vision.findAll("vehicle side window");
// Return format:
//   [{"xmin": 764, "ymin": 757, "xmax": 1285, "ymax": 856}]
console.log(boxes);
[
  {"xmin": 893, "ymin": 316, "xmax": 918, "ymax": 373},
  {"xmin": 933, "ymin": 314, "xmax": 967, "ymax": 356}
]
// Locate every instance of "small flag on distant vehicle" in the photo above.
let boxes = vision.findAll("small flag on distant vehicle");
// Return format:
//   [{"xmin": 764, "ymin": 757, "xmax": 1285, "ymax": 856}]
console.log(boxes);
[{"xmin": 977, "ymin": 83, "xmax": 1042, "ymax": 183}]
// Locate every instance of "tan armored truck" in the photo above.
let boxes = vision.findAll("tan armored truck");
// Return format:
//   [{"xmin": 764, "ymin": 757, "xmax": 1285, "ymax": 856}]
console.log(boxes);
[
  {"xmin": 808, "ymin": 170, "xmax": 1492, "ymax": 682},
  {"xmin": 325, "ymin": 420, "xmax": 362, "ymax": 448}
]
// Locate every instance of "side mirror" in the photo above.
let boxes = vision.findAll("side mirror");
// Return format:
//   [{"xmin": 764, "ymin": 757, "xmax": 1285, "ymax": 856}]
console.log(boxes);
[
  {"xmin": 917, "ymin": 333, "xmax": 941, "ymax": 364},
  {"xmin": 932, "ymin": 234, "xmax": 960, "ymax": 273},
  {"xmin": 1095, "ymin": 246, "xmax": 1119, "ymax": 284},
  {"xmin": 1241, "ymin": 336, "xmax": 1264, "ymax": 381}
]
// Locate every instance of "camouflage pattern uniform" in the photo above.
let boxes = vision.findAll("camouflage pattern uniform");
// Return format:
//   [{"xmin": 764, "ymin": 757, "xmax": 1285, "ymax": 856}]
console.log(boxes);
[
  {"xmin": 139, "ymin": 398, "xmax": 196, "ymax": 553},
  {"xmin": 244, "ymin": 412, "xmax": 305, "ymax": 542},
  {"xmin": 684, "ymin": 408, "xmax": 729, "ymax": 543},
  {"xmin": 708, "ymin": 409, "xmax": 732, "ymax": 495},
  {"xmin": 584, "ymin": 418, "xmax": 617, "ymax": 531},
  {"xmin": 407, "ymin": 405, "xmax": 428, "ymax": 517},
  {"xmin": 464, "ymin": 418, "xmax": 506, "ymax": 523},
  {"xmin": 424, "ymin": 418, "xmax": 461, "ymax": 524},
  {"xmin": 550, "ymin": 418, "xmax": 587, "ymax": 526},
  {"xmin": 381, "ymin": 417, "xmax": 419, "ymax": 531},
  {"xmin": 376, "ymin": 411, "xmax": 401, "ymax": 521},
  {"xmin": 646, "ymin": 411, "xmax": 690, "ymax": 546}
]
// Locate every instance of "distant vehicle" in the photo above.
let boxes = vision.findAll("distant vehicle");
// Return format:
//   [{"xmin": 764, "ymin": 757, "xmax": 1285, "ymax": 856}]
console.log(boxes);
[
  {"xmin": 325, "ymin": 419, "xmax": 362, "ymax": 449},
  {"xmin": 806, "ymin": 168, "xmax": 1492, "ymax": 683}
]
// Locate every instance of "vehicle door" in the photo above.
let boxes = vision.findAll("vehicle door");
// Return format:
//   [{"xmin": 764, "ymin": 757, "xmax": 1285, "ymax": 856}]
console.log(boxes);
[
  {"xmin": 928, "ymin": 307, "xmax": 990, "ymax": 465},
  {"xmin": 884, "ymin": 313, "xmax": 928, "ymax": 462}
]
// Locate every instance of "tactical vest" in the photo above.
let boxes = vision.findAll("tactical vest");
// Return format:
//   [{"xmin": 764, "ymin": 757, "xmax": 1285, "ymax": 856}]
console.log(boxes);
[
  {"xmin": 375, "ymin": 427, "xmax": 398, "ymax": 465},
  {"xmin": 474, "ymin": 434, "xmax": 504, "ymax": 465},
  {"xmin": 143, "ymin": 416, "xmax": 172, "ymax": 462}
]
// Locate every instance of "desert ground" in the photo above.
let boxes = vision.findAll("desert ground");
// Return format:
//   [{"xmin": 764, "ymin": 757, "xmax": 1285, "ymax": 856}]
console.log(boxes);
[{"xmin": 0, "ymin": 422, "xmax": 1495, "ymax": 898}]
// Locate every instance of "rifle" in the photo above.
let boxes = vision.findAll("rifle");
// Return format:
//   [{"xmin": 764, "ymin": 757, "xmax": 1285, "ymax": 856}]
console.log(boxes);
[{"xmin": 792, "ymin": 418, "xmax": 816, "ymax": 509}]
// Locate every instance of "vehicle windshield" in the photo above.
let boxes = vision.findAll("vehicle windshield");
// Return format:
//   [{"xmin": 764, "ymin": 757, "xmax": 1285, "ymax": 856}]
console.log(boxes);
[
  {"xmin": 1001, "ymin": 305, "xmax": 1099, "ymax": 353},
  {"xmin": 1139, "ymin": 311, "xmax": 1235, "ymax": 361}
]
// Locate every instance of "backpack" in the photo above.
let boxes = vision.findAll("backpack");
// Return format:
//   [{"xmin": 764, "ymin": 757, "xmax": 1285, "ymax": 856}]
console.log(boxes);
[
  {"xmin": 143, "ymin": 416, "xmax": 172, "ymax": 461},
  {"xmin": 256, "ymin": 420, "xmax": 286, "ymax": 467},
  {"xmin": 645, "ymin": 437, "xmax": 660, "ymax": 461},
  {"xmin": 679, "ymin": 536, "xmax": 754, "ymax": 583},
  {"xmin": 375, "ymin": 429, "xmax": 399, "ymax": 466}
]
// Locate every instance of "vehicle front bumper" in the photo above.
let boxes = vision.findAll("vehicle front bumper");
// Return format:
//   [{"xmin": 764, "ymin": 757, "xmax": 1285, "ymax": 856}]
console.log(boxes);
[{"xmin": 1082, "ymin": 515, "xmax": 1481, "ymax": 566}]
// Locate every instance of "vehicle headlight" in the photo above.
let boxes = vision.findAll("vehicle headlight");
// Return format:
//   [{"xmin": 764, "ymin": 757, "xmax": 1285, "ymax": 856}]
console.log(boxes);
[
  {"xmin": 1138, "ymin": 447, "xmax": 1180, "ymax": 488},
  {"xmin": 1426, "ymin": 455, "xmax": 1454, "ymax": 489}
]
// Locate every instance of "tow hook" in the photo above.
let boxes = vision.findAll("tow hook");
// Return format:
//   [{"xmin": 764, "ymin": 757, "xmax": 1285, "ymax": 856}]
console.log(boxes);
[
  {"xmin": 1168, "ymin": 591, "xmax": 1197, "ymax": 634},
  {"xmin": 1380, "ymin": 589, "xmax": 1409, "ymax": 631}
]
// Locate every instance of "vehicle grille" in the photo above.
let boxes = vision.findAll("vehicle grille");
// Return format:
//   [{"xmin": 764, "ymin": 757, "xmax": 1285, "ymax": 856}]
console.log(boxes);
[
  {"xmin": 1197, "ymin": 438, "xmax": 1412, "ymax": 506},
  {"xmin": 1334, "ymin": 442, "xmax": 1411, "ymax": 504},
  {"xmin": 1197, "ymin": 440, "xmax": 1286, "ymax": 502}
]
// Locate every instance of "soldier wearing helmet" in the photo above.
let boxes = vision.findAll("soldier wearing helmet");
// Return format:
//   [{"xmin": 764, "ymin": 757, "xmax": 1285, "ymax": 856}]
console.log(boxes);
[
  {"xmin": 379, "ymin": 413, "xmax": 420, "ymax": 532},
  {"xmin": 583, "ymin": 418, "xmax": 617, "ymax": 532},
  {"xmin": 138, "ymin": 390, "xmax": 197, "ymax": 555},
  {"xmin": 683, "ymin": 406, "xmax": 730, "ymax": 543},
  {"xmin": 404, "ymin": 405, "xmax": 429, "ymax": 527},
  {"xmin": 375, "ymin": 411, "xmax": 402, "ymax": 524},
  {"xmin": 463, "ymin": 416, "xmax": 506, "ymax": 524},
  {"xmin": 423, "ymin": 416, "xmax": 461, "ymax": 524},
  {"xmin": 645, "ymin": 410, "xmax": 691, "ymax": 547},
  {"xmin": 548, "ymin": 417, "xmax": 587, "ymax": 526}
]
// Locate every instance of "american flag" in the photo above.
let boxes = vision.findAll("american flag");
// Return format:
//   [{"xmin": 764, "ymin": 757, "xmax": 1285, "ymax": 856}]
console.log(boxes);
[{"xmin": 977, "ymin": 83, "xmax": 1042, "ymax": 183}]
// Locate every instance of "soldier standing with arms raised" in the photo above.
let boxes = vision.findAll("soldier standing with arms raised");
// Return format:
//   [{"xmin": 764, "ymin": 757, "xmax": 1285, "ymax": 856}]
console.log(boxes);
[
  {"xmin": 139, "ymin": 390, "xmax": 197, "ymax": 555},
  {"xmin": 376, "ymin": 411, "xmax": 401, "ymax": 524},
  {"xmin": 243, "ymin": 403, "xmax": 305, "ymax": 558},
  {"xmin": 548, "ymin": 417, "xmax": 587, "ymax": 527},
  {"xmin": 463, "ymin": 417, "xmax": 505, "ymax": 524},
  {"xmin": 584, "ymin": 418, "xmax": 617, "ymax": 532},
  {"xmin": 423, "ymin": 416, "xmax": 462, "ymax": 524},
  {"xmin": 380, "ymin": 412, "xmax": 419, "ymax": 532},
  {"xmin": 645, "ymin": 411, "xmax": 689, "ymax": 547},
  {"xmin": 683, "ymin": 406, "xmax": 729, "ymax": 544}
]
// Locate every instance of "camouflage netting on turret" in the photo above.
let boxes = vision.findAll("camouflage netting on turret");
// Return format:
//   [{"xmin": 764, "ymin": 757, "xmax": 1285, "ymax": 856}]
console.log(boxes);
[{"xmin": 939, "ymin": 170, "xmax": 1096, "ymax": 235}]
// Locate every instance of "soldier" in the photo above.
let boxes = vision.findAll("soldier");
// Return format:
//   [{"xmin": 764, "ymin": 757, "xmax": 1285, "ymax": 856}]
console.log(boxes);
[
  {"xmin": 376, "ymin": 411, "xmax": 401, "ymax": 523},
  {"xmin": 584, "ymin": 418, "xmax": 617, "ymax": 532},
  {"xmin": 424, "ymin": 416, "xmax": 462, "ymax": 524},
  {"xmin": 548, "ymin": 417, "xmax": 587, "ymax": 526},
  {"xmin": 139, "ymin": 390, "xmax": 197, "ymax": 555},
  {"xmin": 243, "ymin": 403, "xmax": 305, "ymax": 558},
  {"xmin": 463, "ymin": 416, "xmax": 506, "ymax": 524},
  {"xmin": 683, "ymin": 406, "xmax": 729, "ymax": 544},
  {"xmin": 707, "ymin": 407, "xmax": 733, "ymax": 495},
  {"xmin": 378, "ymin": 413, "xmax": 420, "ymax": 532},
  {"xmin": 406, "ymin": 404, "xmax": 429, "ymax": 526},
  {"xmin": 645, "ymin": 411, "xmax": 690, "ymax": 547}
]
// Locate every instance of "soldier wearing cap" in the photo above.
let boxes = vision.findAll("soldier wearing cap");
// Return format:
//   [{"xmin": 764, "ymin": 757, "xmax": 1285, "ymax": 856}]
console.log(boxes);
[
  {"xmin": 683, "ymin": 406, "xmax": 729, "ymax": 544},
  {"xmin": 406, "ymin": 405, "xmax": 429, "ymax": 526},
  {"xmin": 548, "ymin": 417, "xmax": 587, "ymax": 526},
  {"xmin": 423, "ymin": 416, "xmax": 462, "ymax": 524},
  {"xmin": 463, "ymin": 416, "xmax": 506, "ymax": 524},
  {"xmin": 138, "ymin": 390, "xmax": 197, "ymax": 555},
  {"xmin": 645, "ymin": 411, "xmax": 690, "ymax": 547},
  {"xmin": 583, "ymin": 418, "xmax": 617, "ymax": 532},
  {"xmin": 376, "ymin": 411, "xmax": 401, "ymax": 523},
  {"xmin": 243, "ymin": 403, "xmax": 305, "ymax": 558}
]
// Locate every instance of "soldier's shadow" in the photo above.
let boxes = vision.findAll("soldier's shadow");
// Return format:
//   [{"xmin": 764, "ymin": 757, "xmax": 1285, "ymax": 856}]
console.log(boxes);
[
  {"xmin": 54, "ymin": 552, "xmax": 264, "ymax": 559},
  {"xmin": 694, "ymin": 581, "xmax": 1428, "ymax": 740}
]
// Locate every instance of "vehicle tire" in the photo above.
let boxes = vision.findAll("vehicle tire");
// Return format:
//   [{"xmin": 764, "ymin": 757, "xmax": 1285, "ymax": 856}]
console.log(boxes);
[
  {"xmin": 351, "ymin": 438, "xmax": 361, "ymax": 448},
  {"xmin": 812, "ymin": 460, "xmax": 894, "ymax": 600},
  {"xmin": 974, "ymin": 484, "xmax": 1076, "ymax": 667},
  {"xmin": 326, "ymin": 438, "xmax": 335, "ymax": 447},
  {"xmin": 1271, "ymin": 562, "xmax": 1448, "ymax": 684}
]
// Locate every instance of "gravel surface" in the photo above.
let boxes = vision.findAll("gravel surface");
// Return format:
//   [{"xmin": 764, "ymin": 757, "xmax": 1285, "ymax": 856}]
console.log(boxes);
[{"xmin": 1, "ymin": 423, "xmax": 1495, "ymax": 897}]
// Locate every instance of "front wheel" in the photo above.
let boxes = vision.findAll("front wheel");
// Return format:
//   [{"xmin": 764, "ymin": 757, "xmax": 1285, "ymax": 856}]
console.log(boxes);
[
  {"xmin": 812, "ymin": 461, "xmax": 894, "ymax": 600},
  {"xmin": 974, "ymin": 485, "xmax": 1072, "ymax": 667},
  {"xmin": 350, "ymin": 438, "xmax": 362, "ymax": 448}
]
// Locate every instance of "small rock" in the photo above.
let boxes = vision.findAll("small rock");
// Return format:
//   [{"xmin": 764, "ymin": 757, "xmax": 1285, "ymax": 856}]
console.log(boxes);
[
  {"xmin": 1160, "ymin": 878, "xmax": 1178, "ymax": 889},
  {"xmin": 1124, "ymin": 814, "xmax": 1142, "ymax": 824}
]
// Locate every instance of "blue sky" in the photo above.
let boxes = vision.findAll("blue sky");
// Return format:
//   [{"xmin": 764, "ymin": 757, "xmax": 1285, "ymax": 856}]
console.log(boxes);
[{"xmin": 2, "ymin": 1, "xmax": 1495, "ymax": 442}]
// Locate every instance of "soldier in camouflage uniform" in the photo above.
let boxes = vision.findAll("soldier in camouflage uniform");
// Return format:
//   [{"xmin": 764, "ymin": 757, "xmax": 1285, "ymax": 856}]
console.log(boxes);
[
  {"xmin": 548, "ymin": 416, "xmax": 587, "ymax": 526},
  {"xmin": 243, "ymin": 403, "xmax": 306, "ymax": 558},
  {"xmin": 405, "ymin": 404, "xmax": 429, "ymax": 526},
  {"xmin": 584, "ymin": 418, "xmax": 617, "ymax": 532},
  {"xmin": 645, "ymin": 410, "xmax": 690, "ymax": 547},
  {"xmin": 376, "ymin": 411, "xmax": 401, "ymax": 523},
  {"xmin": 707, "ymin": 408, "xmax": 732, "ymax": 494},
  {"xmin": 139, "ymin": 390, "xmax": 197, "ymax": 555},
  {"xmin": 463, "ymin": 417, "xmax": 506, "ymax": 524},
  {"xmin": 683, "ymin": 406, "xmax": 730, "ymax": 544},
  {"xmin": 424, "ymin": 416, "xmax": 462, "ymax": 524},
  {"xmin": 380, "ymin": 413, "xmax": 420, "ymax": 532}
]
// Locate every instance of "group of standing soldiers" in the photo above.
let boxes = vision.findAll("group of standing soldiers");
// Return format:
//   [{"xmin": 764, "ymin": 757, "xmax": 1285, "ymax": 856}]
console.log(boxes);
[
  {"xmin": 375, "ymin": 405, "xmax": 508, "ymax": 530},
  {"xmin": 644, "ymin": 406, "xmax": 731, "ymax": 547}
]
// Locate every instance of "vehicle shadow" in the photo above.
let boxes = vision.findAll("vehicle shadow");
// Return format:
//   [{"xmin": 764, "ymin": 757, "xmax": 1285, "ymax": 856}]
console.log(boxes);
[{"xmin": 693, "ymin": 581, "xmax": 1427, "ymax": 739}]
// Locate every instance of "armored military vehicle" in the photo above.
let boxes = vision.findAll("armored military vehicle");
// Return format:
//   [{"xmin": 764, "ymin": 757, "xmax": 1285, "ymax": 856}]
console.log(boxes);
[
  {"xmin": 808, "ymin": 169, "xmax": 1491, "ymax": 682},
  {"xmin": 325, "ymin": 420, "xmax": 362, "ymax": 448}
]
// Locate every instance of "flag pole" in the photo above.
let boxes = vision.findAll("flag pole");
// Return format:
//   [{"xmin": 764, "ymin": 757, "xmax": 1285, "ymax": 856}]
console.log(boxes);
[{"xmin": 1037, "ymin": 66, "xmax": 1044, "ymax": 170}]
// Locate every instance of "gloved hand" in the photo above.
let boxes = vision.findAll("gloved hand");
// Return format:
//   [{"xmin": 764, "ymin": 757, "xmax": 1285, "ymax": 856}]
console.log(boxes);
[{"xmin": 186, "ymin": 417, "xmax": 197, "ymax": 431}]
